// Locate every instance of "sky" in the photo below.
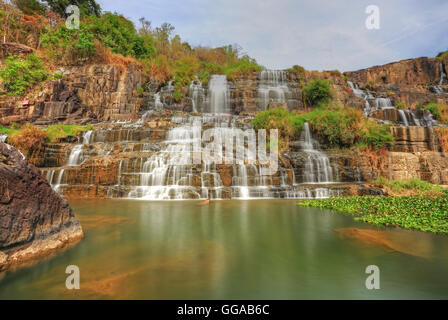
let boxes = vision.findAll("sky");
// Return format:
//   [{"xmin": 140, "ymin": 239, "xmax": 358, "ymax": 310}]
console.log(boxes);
[{"xmin": 97, "ymin": 0, "xmax": 448, "ymax": 71}]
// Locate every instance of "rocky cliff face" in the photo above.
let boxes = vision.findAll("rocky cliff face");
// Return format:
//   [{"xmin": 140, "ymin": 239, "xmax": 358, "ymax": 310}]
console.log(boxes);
[
  {"xmin": 0, "ymin": 142, "xmax": 83, "ymax": 271},
  {"xmin": 0, "ymin": 64, "xmax": 149, "ymax": 126},
  {"xmin": 345, "ymin": 57, "xmax": 448, "ymax": 108}
]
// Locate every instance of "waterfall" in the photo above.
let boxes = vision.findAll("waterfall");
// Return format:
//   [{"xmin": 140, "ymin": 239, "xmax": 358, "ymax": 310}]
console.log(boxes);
[
  {"xmin": 208, "ymin": 75, "xmax": 230, "ymax": 113},
  {"xmin": 431, "ymin": 63, "xmax": 447, "ymax": 94},
  {"xmin": 0, "ymin": 134, "xmax": 7, "ymax": 143},
  {"xmin": 53, "ymin": 169, "xmax": 65, "ymax": 192},
  {"xmin": 154, "ymin": 93, "xmax": 163, "ymax": 109},
  {"xmin": 258, "ymin": 70, "xmax": 291, "ymax": 110},
  {"xmin": 398, "ymin": 110, "xmax": 409, "ymax": 126},
  {"xmin": 189, "ymin": 81, "xmax": 205, "ymax": 113},
  {"xmin": 83, "ymin": 130, "xmax": 93, "ymax": 144},
  {"xmin": 300, "ymin": 123, "xmax": 333, "ymax": 184},
  {"xmin": 375, "ymin": 98, "xmax": 394, "ymax": 109},
  {"xmin": 46, "ymin": 170, "xmax": 55, "ymax": 185},
  {"xmin": 67, "ymin": 145, "xmax": 84, "ymax": 166},
  {"xmin": 126, "ymin": 119, "xmax": 204, "ymax": 200},
  {"xmin": 67, "ymin": 130, "xmax": 93, "ymax": 166},
  {"xmin": 347, "ymin": 81, "xmax": 374, "ymax": 115},
  {"xmin": 48, "ymin": 112, "xmax": 349, "ymax": 200},
  {"xmin": 440, "ymin": 63, "xmax": 447, "ymax": 85}
]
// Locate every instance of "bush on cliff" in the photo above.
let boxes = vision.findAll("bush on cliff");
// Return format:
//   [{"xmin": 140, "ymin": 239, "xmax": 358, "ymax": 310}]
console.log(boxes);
[
  {"xmin": 0, "ymin": 54, "xmax": 47, "ymax": 96},
  {"xmin": 8, "ymin": 126, "xmax": 48, "ymax": 164},
  {"xmin": 89, "ymin": 13, "xmax": 156, "ymax": 60},
  {"xmin": 421, "ymin": 102, "xmax": 448, "ymax": 125},
  {"xmin": 41, "ymin": 23, "xmax": 96, "ymax": 65},
  {"xmin": 302, "ymin": 78, "xmax": 331, "ymax": 107}
]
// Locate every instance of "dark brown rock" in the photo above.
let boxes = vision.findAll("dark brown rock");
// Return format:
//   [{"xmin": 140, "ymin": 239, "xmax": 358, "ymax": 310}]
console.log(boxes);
[{"xmin": 0, "ymin": 142, "xmax": 83, "ymax": 271}]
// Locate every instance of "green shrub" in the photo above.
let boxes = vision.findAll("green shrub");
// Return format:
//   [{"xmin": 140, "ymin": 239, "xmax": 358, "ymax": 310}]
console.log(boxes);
[
  {"xmin": 302, "ymin": 78, "xmax": 331, "ymax": 107},
  {"xmin": 422, "ymin": 103, "xmax": 448, "ymax": 124},
  {"xmin": 395, "ymin": 102, "xmax": 405, "ymax": 109},
  {"xmin": 0, "ymin": 54, "xmax": 47, "ymax": 96},
  {"xmin": 253, "ymin": 106, "xmax": 394, "ymax": 150},
  {"xmin": 89, "ymin": 13, "xmax": 156, "ymax": 59},
  {"xmin": 436, "ymin": 50, "xmax": 448, "ymax": 61},
  {"xmin": 286, "ymin": 65, "xmax": 305, "ymax": 73},
  {"xmin": 41, "ymin": 23, "xmax": 96, "ymax": 65},
  {"xmin": 173, "ymin": 90, "xmax": 183, "ymax": 102},
  {"xmin": 358, "ymin": 120, "xmax": 394, "ymax": 149}
]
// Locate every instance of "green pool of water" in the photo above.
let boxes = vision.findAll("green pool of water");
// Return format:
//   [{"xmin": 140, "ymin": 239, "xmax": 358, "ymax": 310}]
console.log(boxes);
[{"xmin": 1, "ymin": 199, "xmax": 448, "ymax": 299}]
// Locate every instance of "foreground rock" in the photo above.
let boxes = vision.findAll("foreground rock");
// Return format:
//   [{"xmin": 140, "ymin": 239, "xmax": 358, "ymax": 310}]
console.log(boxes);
[{"xmin": 0, "ymin": 142, "xmax": 83, "ymax": 272}]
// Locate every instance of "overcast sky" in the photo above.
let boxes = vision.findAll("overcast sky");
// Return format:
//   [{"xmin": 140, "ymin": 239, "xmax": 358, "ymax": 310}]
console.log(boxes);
[{"xmin": 97, "ymin": 0, "xmax": 448, "ymax": 71}]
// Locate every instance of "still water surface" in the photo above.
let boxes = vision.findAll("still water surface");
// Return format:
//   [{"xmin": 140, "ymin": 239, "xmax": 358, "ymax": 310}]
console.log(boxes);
[{"xmin": 1, "ymin": 199, "xmax": 448, "ymax": 299}]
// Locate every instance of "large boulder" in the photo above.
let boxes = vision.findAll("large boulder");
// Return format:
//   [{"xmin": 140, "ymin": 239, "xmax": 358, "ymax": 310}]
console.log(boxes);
[{"xmin": 0, "ymin": 142, "xmax": 83, "ymax": 271}]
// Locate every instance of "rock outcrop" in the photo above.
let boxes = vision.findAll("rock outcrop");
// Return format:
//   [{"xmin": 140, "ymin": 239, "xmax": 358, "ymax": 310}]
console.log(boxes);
[
  {"xmin": 0, "ymin": 64, "xmax": 149, "ymax": 126},
  {"xmin": 0, "ymin": 142, "xmax": 83, "ymax": 271},
  {"xmin": 345, "ymin": 57, "xmax": 448, "ymax": 108}
]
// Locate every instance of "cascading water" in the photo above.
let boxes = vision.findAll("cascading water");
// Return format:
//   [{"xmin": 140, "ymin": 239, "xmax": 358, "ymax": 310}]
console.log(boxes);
[
  {"xmin": 347, "ymin": 80, "xmax": 434, "ymax": 126},
  {"xmin": 154, "ymin": 93, "xmax": 164, "ymax": 109},
  {"xmin": 257, "ymin": 70, "xmax": 291, "ymax": 110},
  {"xmin": 440, "ymin": 63, "xmax": 447, "ymax": 85},
  {"xmin": 432, "ymin": 63, "xmax": 447, "ymax": 94},
  {"xmin": 126, "ymin": 119, "xmax": 203, "ymax": 200},
  {"xmin": 189, "ymin": 81, "xmax": 205, "ymax": 113},
  {"xmin": 43, "ymin": 74, "xmax": 355, "ymax": 200},
  {"xmin": 67, "ymin": 130, "xmax": 93, "ymax": 166},
  {"xmin": 53, "ymin": 169, "xmax": 65, "ymax": 192},
  {"xmin": 208, "ymin": 75, "xmax": 231, "ymax": 113},
  {"xmin": 0, "ymin": 134, "xmax": 7, "ymax": 143},
  {"xmin": 300, "ymin": 123, "xmax": 334, "ymax": 184},
  {"xmin": 398, "ymin": 110, "xmax": 410, "ymax": 126},
  {"xmin": 347, "ymin": 81, "xmax": 374, "ymax": 115}
]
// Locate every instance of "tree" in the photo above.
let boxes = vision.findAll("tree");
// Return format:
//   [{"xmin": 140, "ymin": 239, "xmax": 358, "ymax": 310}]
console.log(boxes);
[
  {"xmin": 0, "ymin": 0, "xmax": 22, "ymax": 43},
  {"xmin": 43, "ymin": 0, "xmax": 101, "ymax": 17},
  {"xmin": 12, "ymin": 0, "xmax": 46, "ymax": 15},
  {"xmin": 154, "ymin": 22, "xmax": 174, "ymax": 54}
]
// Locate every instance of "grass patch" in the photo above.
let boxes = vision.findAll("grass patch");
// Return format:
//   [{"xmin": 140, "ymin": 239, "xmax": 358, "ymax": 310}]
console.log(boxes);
[
  {"xmin": 372, "ymin": 177, "xmax": 446, "ymax": 196},
  {"xmin": 0, "ymin": 125, "xmax": 19, "ymax": 136},
  {"xmin": 44, "ymin": 124, "xmax": 94, "ymax": 143},
  {"xmin": 297, "ymin": 196, "xmax": 448, "ymax": 234}
]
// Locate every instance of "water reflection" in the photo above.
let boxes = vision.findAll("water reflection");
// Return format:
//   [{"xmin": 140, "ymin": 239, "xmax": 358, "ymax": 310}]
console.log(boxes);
[{"xmin": 1, "ymin": 199, "xmax": 448, "ymax": 299}]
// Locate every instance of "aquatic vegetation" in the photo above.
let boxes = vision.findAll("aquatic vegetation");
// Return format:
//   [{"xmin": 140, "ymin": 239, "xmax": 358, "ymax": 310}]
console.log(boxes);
[{"xmin": 298, "ymin": 196, "xmax": 448, "ymax": 234}]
